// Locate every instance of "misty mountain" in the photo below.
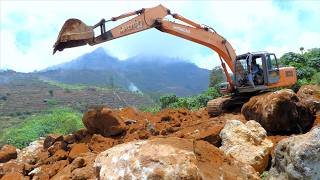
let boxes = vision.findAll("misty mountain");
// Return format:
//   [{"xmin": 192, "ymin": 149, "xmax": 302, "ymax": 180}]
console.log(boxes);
[{"xmin": 39, "ymin": 48, "xmax": 210, "ymax": 96}]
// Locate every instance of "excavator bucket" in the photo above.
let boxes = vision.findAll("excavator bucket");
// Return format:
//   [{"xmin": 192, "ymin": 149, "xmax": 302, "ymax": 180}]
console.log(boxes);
[{"xmin": 53, "ymin": 19, "xmax": 94, "ymax": 54}]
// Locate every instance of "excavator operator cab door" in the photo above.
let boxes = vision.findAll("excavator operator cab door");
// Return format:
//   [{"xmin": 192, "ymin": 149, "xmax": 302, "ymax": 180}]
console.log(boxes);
[{"xmin": 264, "ymin": 53, "xmax": 280, "ymax": 84}]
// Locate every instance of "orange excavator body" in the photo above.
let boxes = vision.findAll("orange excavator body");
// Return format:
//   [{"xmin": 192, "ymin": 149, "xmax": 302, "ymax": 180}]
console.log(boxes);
[{"xmin": 53, "ymin": 4, "xmax": 297, "ymax": 115}]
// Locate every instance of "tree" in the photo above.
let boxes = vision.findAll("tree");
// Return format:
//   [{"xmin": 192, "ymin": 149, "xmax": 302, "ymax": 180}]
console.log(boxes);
[
  {"xmin": 209, "ymin": 66, "xmax": 225, "ymax": 87},
  {"xmin": 300, "ymin": 47, "xmax": 304, "ymax": 54},
  {"xmin": 279, "ymin": 48, "xmax": 320, "ymax": 87}
]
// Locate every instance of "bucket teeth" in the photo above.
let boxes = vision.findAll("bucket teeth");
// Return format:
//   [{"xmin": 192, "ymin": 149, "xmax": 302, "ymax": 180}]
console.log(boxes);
[{"xmin": 53, "ymin": 19, "xmax": 94, "ymax": 54}]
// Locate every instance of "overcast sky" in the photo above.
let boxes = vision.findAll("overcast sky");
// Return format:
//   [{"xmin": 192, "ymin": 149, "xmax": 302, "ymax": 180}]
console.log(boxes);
[{"xmin": 1, "ymin": 0, "xmax": 319, "ymax": 72}]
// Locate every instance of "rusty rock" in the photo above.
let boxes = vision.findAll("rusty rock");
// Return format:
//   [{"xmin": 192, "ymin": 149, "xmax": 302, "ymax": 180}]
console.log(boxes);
[
  {"xmin": 68, "ymin": 143, "xmax": 90, "ymax": 160},
  {"xmin": 0, "ymin": 160, "xmax": 25, "ymax": 176},
  {"xmin": 47, "ymin": 141, "xmax": 67, "ymax": 156},
  {"xmin": 241, "ymin": 89, "xmax": 314, "ymax": 134},
  {"xmin": 51, "ymin": 152, "xmax": 96, "ymax": 180},
  {"xmin": 88, "ymin": 134, "xmax": 114, "ymax": 153},
  {"xmin": 82, "ymin": 107, "xmax": 126, "ymax": 136},
  {"xmin": 297, "ymin": 85, "xmax": 320, "ymax": 114},
  {"xmin": 1, "ymin": 172, "xmax": 25, "ymax": 180},
  {"xmin": 43, "ymin": 134, "xmax": 63, "ymax": 149},
  {"xmin": 0, "ymin": 145, "xmax": 17, "ymax": 163},
  {"xmin": 28, "ymin": 160, "xmax": 68, "ymax": 178}
]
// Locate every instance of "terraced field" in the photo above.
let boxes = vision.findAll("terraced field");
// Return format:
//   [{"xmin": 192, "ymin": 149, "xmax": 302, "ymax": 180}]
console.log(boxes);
[{"xmin": 0, "ymin": 72, "xmax": 153, "ymax": 130}]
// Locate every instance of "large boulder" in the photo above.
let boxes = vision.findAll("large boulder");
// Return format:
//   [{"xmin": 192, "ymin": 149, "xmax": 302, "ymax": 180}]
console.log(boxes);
[
  {"xmin": 82, "ymin": 106, "xmax": 126, "ymax": 136},
  {"xmin": 93, "ymin": 137, "xmax": 259, "ymax": 180},
  {"xmin": 241, "ymin": 89, "xmax": 314, "ymax": 134},
  {"xmin": 268, "ymin": 127, "xmax": 320, "ymax": 180},
  {"xmin": 219, "ymin": 120, "xmax": 273, "ymax": 173},
  {"xmin": 297, "ymin": 85, "xmax": 320, "ymax": 114},
  {"xmin": 0, "ymin": 145, "xmax": 17, "ymax": 163}
]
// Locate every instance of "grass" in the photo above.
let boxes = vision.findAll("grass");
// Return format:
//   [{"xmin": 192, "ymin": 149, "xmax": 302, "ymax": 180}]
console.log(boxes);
[{"xmin": 0, "ymin": 107, "xmax": 83, "ymax": 148}]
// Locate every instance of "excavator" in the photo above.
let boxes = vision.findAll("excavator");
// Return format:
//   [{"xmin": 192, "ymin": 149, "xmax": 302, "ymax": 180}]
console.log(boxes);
[{"xmin": 53, "ymin": 5, "xmax": 297, "ymax": 116}]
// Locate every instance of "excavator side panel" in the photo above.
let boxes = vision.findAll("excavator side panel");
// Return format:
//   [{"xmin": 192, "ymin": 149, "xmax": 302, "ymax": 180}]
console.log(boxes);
[{"xmin": 268, "ymin": 67, "xmax": 297, "ymax": 88}]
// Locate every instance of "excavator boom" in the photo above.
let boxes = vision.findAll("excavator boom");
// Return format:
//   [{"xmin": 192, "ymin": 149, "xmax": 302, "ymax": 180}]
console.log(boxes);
[{"xmin": 53, "ymin": 5, "xmax": 236, "ymax": 91}]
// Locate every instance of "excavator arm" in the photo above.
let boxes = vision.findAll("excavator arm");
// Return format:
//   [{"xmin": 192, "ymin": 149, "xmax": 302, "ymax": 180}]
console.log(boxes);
[{"xmin": 53, "ymin": 4, "xmax": 237, "ymax": 91}]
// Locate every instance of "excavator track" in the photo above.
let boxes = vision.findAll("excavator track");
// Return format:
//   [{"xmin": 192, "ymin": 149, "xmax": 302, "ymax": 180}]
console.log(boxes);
[{"xmin": 207, "ymin": 95, "xmax": 253, "ymax": 116}]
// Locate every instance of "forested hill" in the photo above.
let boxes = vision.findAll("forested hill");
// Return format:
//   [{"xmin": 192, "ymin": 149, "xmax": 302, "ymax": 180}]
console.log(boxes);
[{"xmin": 39, "ymin": 48, "xmax": 210, "ymax": 96}]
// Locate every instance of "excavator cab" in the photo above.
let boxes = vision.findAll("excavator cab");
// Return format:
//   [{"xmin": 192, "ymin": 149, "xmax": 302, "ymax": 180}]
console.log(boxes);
[
  {"xmin": 234, "ymin": 52, "xmax": 274, "ymax": 92},
  {"xmin": 234, "ymin": 52, "xmax": 296, "ymax": 93}
]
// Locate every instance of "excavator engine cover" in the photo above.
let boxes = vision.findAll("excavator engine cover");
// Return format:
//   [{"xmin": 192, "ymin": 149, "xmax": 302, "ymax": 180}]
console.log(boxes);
[{"xmin": 53, "ymin": 19, "xmax": 94, "ymax": 54}]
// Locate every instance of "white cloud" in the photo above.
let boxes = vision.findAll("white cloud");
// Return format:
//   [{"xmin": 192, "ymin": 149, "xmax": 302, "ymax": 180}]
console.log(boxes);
[{"xmin": 0, "ymin": 0, "xmax": 319, "ymax": 72}]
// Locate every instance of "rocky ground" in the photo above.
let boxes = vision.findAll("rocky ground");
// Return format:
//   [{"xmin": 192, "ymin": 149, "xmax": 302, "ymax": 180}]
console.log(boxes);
[{"xmin": 0, "ymin": 85, "xmax": 319, "ymax": 180}]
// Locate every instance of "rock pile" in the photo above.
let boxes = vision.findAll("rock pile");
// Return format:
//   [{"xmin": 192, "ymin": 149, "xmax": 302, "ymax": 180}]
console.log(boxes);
[
  {"xmin": 0, "ymin": 86, "xmax": 319, "ymax": 179},
  {"xmin": 1, "ymin": 107, "xmax": 242, "ymax": 179}
]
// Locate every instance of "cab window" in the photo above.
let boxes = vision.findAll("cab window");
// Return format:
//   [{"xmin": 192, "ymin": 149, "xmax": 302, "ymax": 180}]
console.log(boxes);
[{"xmin": 266, "ymin": 54, "xmax": 279, "ymax": 70}]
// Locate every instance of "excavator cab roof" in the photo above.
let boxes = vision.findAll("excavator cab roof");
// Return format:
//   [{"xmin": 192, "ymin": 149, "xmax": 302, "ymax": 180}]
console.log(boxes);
[{"xmin": 236, "ymin": 51, "xmax": 270, "ymax": 60}]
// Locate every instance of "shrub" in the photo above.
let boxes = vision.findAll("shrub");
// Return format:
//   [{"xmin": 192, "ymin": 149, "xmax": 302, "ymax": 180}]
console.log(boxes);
[
  {"xmin": 47, "ymin": 99, "xmax": 58, "ymax": 106},
  {"xmin": 0, "ymin": 108, "xmax": 83, "ymax": 148},
  {"xmin": 159, "ymin": 94, "xmax": 179, "ymax": 109},
  {"xmin": 159, "ymin": 87, "xmax": 221, "ymax": 110},
  {"xmin": 139, "ymin": 104, "xmax": 161, "ymax": 113},
  {"xmin": 48, "ymin": 90, "xmax": 54, "ymax": 97},
  {"xmin": 311, "ymin": 72, "xmax": 320, "ymax": 85}
]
